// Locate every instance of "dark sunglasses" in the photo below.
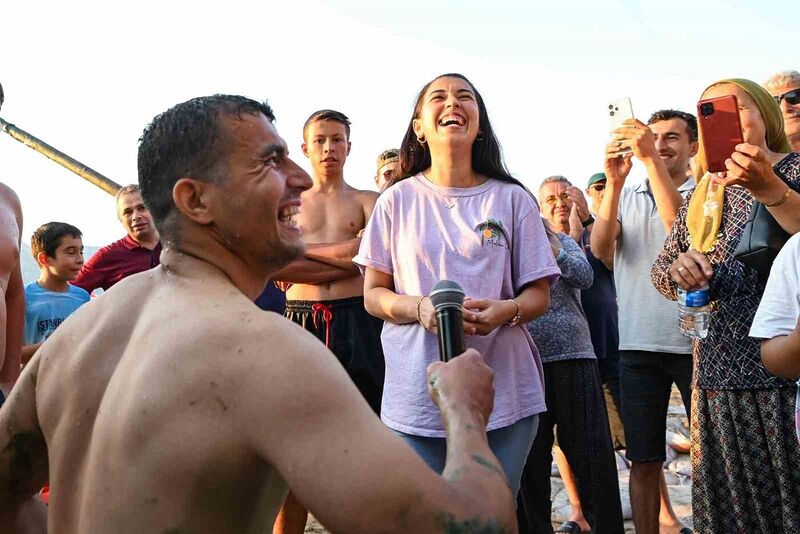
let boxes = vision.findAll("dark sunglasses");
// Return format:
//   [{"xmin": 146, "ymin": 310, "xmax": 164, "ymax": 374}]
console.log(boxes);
[
  {"xmin": 589, "ymin": 183, "xmax": 606, "ymax": 192},
  {"xmin": 773, "ymin": 88, "xmax": 800, "ymax": 106}
]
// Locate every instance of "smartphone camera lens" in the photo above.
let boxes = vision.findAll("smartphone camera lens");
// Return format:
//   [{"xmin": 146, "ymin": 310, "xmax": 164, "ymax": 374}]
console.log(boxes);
[
  {"xmin": 608, "ymin": 104, "xmax": 614, "ymax": 110},
  {"xmin": 700, "ymin": 103, "xmax": 715, "ymax": 116},
  {"xmin": 610, "ymin": 111, "xmax": 615, "ymax": 116}
]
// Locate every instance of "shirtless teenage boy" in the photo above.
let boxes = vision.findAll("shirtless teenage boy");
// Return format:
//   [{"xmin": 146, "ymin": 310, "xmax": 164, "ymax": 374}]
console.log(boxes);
[
  {"xmin": 0, "ymin": 182, "xmax": 24, "ymax": 405},
  {"xmin": 271, "ymin": 109, "xmax": 385, "ymax": 534},
  {"xmin": 274, "ymin": 109, "xmax": 384, "ymax": 413},
  {"xmin": 0, "ymin": 95, "xmax": 517, "ymax": 534}
]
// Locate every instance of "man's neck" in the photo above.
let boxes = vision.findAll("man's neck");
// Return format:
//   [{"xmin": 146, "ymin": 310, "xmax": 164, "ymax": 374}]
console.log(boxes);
[
  {"xmin": 311, "ymin": 169, "xmax": 346, "ymax": 193},
  {"xmin": 552, "ymin": 220, "xmax": 570, "ymax": 234},
  {"xmin": 161, "ymin": 240, "xmax": 269, "ymax": 301},
  {"xmin": 667, "ymin": 169, "xmax": 691, "ymax": 189},
  {"xmin": 37, "ymin": 274, "xmax": 69, "ymax": 292}
]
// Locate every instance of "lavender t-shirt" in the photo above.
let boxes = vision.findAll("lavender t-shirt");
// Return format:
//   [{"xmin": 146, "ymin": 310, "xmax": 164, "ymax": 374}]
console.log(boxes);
[{"xmin": 354, "ymin": 174, "xmax": 560, "ymax": 437}]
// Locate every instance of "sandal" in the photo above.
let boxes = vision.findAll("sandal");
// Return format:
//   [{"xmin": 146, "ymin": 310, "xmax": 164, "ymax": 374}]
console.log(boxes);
[{"xmin": 555, "ymin": 520, "xmax": 585, "ymax": 533}]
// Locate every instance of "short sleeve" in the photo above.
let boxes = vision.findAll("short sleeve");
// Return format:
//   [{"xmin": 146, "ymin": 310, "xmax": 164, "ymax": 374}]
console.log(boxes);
[
  {"xmin": 750, "ymin": 234, "xmax": 800, "ymax": 339},
  {"xmin": 512, "ymin": 198, "xmax": 560, "ymax": 291},
  {"xmin": 353, "ymin": 197, "xmax": 394, "ymax": 276}
]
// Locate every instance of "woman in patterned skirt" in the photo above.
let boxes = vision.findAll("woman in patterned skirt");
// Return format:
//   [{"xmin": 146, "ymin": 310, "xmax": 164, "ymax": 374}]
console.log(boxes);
[{"xmin": 651, "ymin": 79, "xmax": 800, "ymax": 532}]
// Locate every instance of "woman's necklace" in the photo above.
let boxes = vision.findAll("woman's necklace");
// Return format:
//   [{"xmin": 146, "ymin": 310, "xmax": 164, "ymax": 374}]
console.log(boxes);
[{"xmin": 422, "ymin": 173, "xmax": 481, "ymax": 209}]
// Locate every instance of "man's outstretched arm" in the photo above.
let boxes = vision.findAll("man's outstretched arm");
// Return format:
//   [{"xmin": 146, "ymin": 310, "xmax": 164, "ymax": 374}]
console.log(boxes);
[
  {"xmin": 0, "ymin": 354, "xmax": 49, "ymax": 533},
  {"xmin": 236, "ymin": 318, "xmax": 517, "ymax": 533}
]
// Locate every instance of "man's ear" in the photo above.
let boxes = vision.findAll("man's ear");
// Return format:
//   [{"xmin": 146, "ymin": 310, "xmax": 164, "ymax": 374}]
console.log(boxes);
[
  {"xmin": 36, "ymin": 251, "xmax": 51, "ymax": 268},
  {"xmin": 301, "ymin": 141, "xmax": 309, "ymax": 158},
  {"xmin": 346, "ymin": 140, "xmax": 352, "ymax": 156},
  {"xmin": 689, "ymin": 140, "xmax": 699, "ymax": 158},
  {"xmin": 172, "ymin": 178, "xmax": 214, "ymax": 225}
]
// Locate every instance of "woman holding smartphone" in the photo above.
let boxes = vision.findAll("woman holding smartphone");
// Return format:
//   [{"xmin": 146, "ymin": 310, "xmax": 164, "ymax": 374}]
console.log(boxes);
[
  {"xmin": 355, "ymin": 73, "xmax": 559, "ymax": 497},
  {"xmin": 651, "ymin": 79, "xmax": 800, "ymax": 532}
]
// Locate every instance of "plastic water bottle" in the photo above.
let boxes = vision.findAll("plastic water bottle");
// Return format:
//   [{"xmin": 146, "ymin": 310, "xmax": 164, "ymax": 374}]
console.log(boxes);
[{"xmin": 677, "ymin": 286, "xmax": 710, "ymax": 339}]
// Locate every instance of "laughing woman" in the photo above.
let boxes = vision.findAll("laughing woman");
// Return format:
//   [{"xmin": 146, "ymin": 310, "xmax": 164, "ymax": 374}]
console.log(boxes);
[{"xmin": 354, "ymin": 73, "xmax": 559, "ymax": 497}]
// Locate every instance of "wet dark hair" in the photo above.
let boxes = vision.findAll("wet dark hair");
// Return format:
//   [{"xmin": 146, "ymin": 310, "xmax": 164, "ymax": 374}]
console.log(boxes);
[
  {"xmin": 138, "ymin": 95, "xmax": 275, "ymax": 233},
  {"xmin": 302, "ymin": 109, "xmax": 351, "ymax": 141},
  {"xmin": 647, "ymin": 109, "xmax": 698, "ymax": 142},
  {"xmin": 398, "ymin": 73, "xmax": 522, "ymax": 188},
  {"xmin": 31, "ymin": 222, "xmax": 82, "ymax": 261}
]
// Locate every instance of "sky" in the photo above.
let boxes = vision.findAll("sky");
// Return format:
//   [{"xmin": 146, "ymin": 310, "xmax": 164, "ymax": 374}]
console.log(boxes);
[{"xmin": 1, "ymin": 0, "xmax": 796, "ymax": 247}]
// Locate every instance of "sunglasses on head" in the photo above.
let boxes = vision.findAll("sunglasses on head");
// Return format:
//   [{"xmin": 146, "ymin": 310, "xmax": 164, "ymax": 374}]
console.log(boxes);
[
  {"xmin": 773, "ymin": 89, "xmax": 800, "ymax": 106},
  {"xmin": 589, "ymin": 183, "xmax": 606, "ymax": 192}
]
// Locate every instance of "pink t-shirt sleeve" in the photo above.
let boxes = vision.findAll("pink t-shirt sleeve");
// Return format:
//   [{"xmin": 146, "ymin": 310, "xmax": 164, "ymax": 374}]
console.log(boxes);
[{"xmin": 354, "ymin": 198, "xmax": 393, "ymax": 276}]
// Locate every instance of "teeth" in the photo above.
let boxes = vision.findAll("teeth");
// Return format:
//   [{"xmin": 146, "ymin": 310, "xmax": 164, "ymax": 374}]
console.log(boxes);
[
  {"xmin": 279, "ymin": 206, "xmax": 300, "ymax": 226},
  {"xmin": 438, "ymin": 115, "xmax": 465, "ymax": 126}
]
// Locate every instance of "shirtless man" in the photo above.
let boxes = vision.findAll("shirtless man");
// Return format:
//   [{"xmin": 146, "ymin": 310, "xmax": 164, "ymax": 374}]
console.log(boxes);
[
  {"xmin": 271, "ymin": 109, "xmax": 385, "ymax": 534},
  {"xmin": 0, "ymin": 182, "xmax": 24, "ymax": 405},
  {"xmin": 0, "ymin": 95, "xmax": 517, "ymax": 534}
]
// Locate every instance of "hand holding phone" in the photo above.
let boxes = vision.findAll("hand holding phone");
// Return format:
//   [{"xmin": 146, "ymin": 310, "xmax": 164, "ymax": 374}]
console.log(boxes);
[
  {"xmin": 697, "ymin": 95, "xmax": 744, "ymax": 173},
  {"xmin": 608, "ymin": 98, "xmax": 635, "ymax": 156}
]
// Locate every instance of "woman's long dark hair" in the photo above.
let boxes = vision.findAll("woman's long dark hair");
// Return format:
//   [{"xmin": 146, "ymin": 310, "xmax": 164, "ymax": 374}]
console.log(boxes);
[{"xmin": 397, "ymin": 73, "xmax": 524, "ymax": 188}]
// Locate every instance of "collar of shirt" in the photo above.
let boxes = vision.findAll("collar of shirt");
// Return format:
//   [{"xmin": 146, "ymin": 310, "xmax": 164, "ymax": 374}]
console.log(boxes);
[
  {"xmin": 634, "ymin": 175, "xmax": 696, "ymax": 194},
  {"xmin": 121, "ymin": 234, "xmax": 161, "ymax": 252}
]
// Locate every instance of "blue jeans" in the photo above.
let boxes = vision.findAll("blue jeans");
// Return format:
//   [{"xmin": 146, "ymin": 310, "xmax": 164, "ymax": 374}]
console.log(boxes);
[{"xmin": 393, "ymin": 414, "xmax": 539, "ymax": 497}]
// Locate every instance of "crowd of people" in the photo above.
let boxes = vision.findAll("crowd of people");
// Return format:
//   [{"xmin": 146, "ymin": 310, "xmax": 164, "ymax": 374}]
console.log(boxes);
[{"xmin": 0, "ymin": 68, "xmax": 799, "ymax": 534}]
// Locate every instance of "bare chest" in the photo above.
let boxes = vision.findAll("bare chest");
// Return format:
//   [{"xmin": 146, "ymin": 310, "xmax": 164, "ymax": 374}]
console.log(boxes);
[{"xmin": 299, "ymin": 193, "xmax": 366, "ymax": 243}]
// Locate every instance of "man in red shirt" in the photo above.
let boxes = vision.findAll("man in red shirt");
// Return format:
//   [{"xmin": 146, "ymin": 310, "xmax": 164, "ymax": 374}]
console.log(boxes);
[{"xmin": 72, "ymin": 184, "xmax": 161, "ymax": 294}]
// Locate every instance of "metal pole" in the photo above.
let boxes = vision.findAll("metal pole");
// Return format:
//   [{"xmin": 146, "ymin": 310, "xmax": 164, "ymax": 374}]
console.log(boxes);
[{"xmin": 0, "ymin": 116, "xmax": 122, "ymax": 196}]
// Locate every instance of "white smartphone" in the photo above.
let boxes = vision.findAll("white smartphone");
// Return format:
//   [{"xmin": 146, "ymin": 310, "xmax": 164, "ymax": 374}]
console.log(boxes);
[{"xmin": 608, "ymin": 97, "xmax": 634, "ymax": 155}]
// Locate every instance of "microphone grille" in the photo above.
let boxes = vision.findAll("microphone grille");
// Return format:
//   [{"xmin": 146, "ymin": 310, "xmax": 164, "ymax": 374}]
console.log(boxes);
[{"xmin": 429, "ymin": 280, "xmax": 465, "ymax": 310}]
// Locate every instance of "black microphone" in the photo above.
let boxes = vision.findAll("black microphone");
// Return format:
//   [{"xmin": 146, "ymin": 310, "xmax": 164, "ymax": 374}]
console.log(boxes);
[{"xmin": 429, "ymin": 280, "xmax": 466, "ymax": 362}]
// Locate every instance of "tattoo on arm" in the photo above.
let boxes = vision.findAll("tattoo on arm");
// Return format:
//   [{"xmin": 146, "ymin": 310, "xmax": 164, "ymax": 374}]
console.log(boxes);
[
  {"xmin": 436, "ymin": 513, "xmax": 509, "ymax": 533},
  {"xmin": 470, "ymin": 454, "xmax": 506, "ymax": 480}
]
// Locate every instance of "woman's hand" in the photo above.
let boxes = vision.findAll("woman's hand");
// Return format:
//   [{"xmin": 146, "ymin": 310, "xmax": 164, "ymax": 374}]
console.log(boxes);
[
  {"xmin": 462, "ymin": 298, "xmax": 516, "ymax": 336},
  {"xmin": 712, "ymin": 144, "xmax": 787, "ymax": 201},
  {"xmin": 416, "ymin": 296, "xmax": 438, "ymax": 333},
  {"xmin": 669, "ymin": 249, "xmax": 713, "ymax": 291}
]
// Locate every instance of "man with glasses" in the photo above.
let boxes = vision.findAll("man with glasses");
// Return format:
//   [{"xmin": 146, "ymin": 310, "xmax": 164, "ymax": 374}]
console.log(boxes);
[
  {"xmin": 591, "ymin": 110, "xmax": 698, "ymax": 534},
  {"xmin": 764, "ymin": 70, "xmax": 800, "ymax": 151}
]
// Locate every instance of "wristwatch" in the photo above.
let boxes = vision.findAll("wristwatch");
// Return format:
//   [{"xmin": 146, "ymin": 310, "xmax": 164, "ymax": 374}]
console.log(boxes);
[{"xmin": 581, "ymin": 215, "xmax": 595, "ymax": 228}]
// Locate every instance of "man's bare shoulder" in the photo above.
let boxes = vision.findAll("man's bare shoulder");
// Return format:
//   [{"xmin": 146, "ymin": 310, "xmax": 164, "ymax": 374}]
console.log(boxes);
[
  {"xmin": 0, "ymin": 181, "xmax": 22, "ymax": 221},
  {"xmin": 353, "ymin": 188, "xmax": 379, "ymax": 203}
]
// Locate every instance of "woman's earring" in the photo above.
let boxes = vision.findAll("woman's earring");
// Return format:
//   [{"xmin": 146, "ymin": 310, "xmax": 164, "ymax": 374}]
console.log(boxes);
[
  {"xmin": 417, "ymin": 134, "xmax": 426, "ymax": 144},
  {"xmin": 476, "ymin": 131, "xmax": 484, "ymax": 142}
]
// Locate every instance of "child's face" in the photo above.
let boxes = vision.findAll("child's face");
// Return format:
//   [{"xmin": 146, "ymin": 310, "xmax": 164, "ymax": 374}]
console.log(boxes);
[{"xmin": 44, "ymin": 235, "xmax": 84, "ymax": 281}]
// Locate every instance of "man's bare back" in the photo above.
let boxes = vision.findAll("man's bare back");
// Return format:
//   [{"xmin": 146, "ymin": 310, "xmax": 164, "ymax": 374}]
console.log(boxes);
[
  {"xmin": 286, "ymin": 184, "xmax": 377, "ymax": 301},
  {"xmin": 0, "ymin": 182, "xmax": 24, "ymax": 396},
  {"xmin": 16, "ymin": 265, "xmax": 293, "ymax": 532}
]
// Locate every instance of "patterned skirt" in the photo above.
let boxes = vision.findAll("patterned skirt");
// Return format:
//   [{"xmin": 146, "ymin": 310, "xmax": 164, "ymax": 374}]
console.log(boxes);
[{"xmin": 692, "ymin": 387, "xmax": 800, "ymax": 533}]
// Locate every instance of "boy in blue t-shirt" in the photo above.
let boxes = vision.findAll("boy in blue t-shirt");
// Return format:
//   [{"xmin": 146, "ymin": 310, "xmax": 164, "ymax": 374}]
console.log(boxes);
[{"xmin": 22, "ymin": 222, "xmax": 91, "ymax": 363}]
